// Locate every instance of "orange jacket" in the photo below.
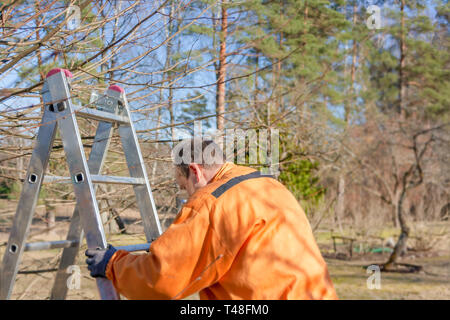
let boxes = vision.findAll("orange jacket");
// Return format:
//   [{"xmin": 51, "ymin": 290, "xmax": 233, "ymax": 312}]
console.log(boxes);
[{"xmin": 106, "ymin": 162, "xmax": 337, "ymax": 300}]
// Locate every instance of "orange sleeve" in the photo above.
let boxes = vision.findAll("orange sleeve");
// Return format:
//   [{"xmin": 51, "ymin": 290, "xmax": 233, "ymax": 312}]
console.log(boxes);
[{"xmin": 105, "ymin": 203, "xmax": 233, "ymax": 300}]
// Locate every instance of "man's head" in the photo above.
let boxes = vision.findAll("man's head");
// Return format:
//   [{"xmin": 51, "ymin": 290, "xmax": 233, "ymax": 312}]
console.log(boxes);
[{"xmin": 172, "ymin": 138, "xmax": 225, "ymax": 197}]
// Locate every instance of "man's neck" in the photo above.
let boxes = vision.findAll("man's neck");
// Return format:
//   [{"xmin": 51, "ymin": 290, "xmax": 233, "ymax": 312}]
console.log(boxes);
[{"xmin": 205, "ymin": 163, "xmax": 225, "ymax": 185}]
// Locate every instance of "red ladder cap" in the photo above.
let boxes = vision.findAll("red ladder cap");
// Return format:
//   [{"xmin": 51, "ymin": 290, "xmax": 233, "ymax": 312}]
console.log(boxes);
[
  {"xmin": 108, "ymin": 85, "xmax": 124, "ymax": 93},
  {"xmin": 46, "ymin": 68, "xmax": 73, "ymax": 79}
]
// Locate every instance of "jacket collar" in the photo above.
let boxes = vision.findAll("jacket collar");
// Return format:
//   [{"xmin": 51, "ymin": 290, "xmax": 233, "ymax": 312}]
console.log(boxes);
[{"xmin": 210, "ymin": 162, "xmax": 235, "ymax": 183}]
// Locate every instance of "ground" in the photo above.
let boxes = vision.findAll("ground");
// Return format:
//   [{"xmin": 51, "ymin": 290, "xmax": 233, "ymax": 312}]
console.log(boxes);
[
  {"xmin": 328, "ymin": 254, "xmax": 450, "ymax": 300},
  {"xmin": 0, "ymin": 200, "xmax": 449, "ymax": 300}
]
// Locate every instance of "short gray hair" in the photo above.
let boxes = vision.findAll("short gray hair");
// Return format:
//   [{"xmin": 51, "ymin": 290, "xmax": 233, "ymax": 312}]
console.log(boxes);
[{"xmin": 172, "ymin": 138, "xmax": 225, "ymax": 177}]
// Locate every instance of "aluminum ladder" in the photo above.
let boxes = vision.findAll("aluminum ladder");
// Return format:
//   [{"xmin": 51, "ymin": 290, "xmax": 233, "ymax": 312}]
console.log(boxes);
[{"xmin": 0, "ymin": 68, "xmax": 162, "ymax": 300}]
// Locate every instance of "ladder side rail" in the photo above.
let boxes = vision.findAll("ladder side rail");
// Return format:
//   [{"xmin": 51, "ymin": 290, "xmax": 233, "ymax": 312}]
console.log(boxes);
[
  {"xmin": 114, "ymin": 89, "xmax": 162, "ymax": 241},
  {"xmin": 46, "ymin": 72, "xmax": 119, "ymax": 300},
  {"xmin": 0, "ymin": 83, "xmax": 58, "ymax": 299},
  {"xmin": 50, "ymin": 120, "xmax": 115, "ymax": 299}
]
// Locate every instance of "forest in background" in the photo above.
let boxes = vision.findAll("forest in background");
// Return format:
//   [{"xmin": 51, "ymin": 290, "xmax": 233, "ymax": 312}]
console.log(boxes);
[{"xmin": 0, "ymin": 0, "xmax": 449, "ymax": 273}]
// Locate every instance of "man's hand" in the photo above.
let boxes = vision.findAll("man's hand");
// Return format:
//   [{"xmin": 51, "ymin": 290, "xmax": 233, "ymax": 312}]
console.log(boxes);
[{"xmin": 85, "ymin": 244, "xmax": 117, "ymax": 278}]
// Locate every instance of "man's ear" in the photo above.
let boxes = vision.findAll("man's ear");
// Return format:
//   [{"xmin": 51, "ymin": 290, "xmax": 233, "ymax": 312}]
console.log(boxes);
[{"xmin": 188, "ymin": 163, "xmax": 201, "ymax": 183}]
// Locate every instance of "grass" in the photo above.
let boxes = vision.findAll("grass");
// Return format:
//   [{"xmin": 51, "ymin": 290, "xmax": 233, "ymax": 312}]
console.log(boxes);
[
  {"xmin": 1, "ymin": 207, "xmax": 448, "ymax": 300},
  {"xmin": 320, "ymin": 222, "xmax": 450, "ymax": 300},
  {"xmin": 327, "ymin": 255, "xmax": 450, "ymax": 300}
]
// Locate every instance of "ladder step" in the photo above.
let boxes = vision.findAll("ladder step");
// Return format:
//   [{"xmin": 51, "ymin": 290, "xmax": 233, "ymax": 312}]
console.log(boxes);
[
  {"xmin": 90, "ymin": 175, "xmax": 145, "ymax": 185},
  {"xmin": 75, "ymin": 107, "xmax": 129, "ymax": 124},
  {"xmin": 24, "ymin": 241, "xmax": 151, "ymax": 252},
  {"xmin": 116, "ymin": 243, "xmax": 151, "ymax": 252},
  {"xmin": 24, "ymin": 240, "xmax": 79, "ymax": 252},
  {"xmin": 44, "ymin": 175, "xmax": 145, "ymax": 186}
]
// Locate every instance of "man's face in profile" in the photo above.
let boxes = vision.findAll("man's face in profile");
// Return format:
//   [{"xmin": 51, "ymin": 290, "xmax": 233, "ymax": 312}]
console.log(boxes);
[{"xmin": 174, "ymin": 165, "xmax": 196, "ymax": 197}]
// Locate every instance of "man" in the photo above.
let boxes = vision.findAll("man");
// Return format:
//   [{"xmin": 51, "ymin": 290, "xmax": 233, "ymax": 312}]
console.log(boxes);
[{"xmin": 86, "ymin": 139, "xmax": 337, "ymax": 300}]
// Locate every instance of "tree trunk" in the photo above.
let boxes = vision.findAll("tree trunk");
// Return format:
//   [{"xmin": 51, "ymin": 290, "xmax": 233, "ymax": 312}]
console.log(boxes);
[
  {"xmin": 399, "ymin": 0, "xmax": 406, "ymax": 118},
  {"xmin": 350, "ymin": 0, "xmax": 357, "ymax": 115},
  {"xmin": 161, "ymin": 1, "xmax": 176, "ymax": 142},
  {"xmin": 16, "ymin": 134, "xmax": 23, "ymax": 180},
  {"xmin": 335, "ymin": 176, "xmax": 344, "ymax": 233},
  {"xmin": 335, "ymin": 2, "xmax": 357, "ymax": 234},
  {"xmin": 253, "ymin": 53, "xmax": 259, "ymax": 109},
  {"xmin": 45, "ymin": 210, "xmax": 55, "ymax": 229},
  {"xmin": 384, "ymin": 190, "xmax": 410, "ymax": 270},
  {"xmin": 216, "ymin": 0, "xmax": 228, "ymax": 131},
  {"xmin": 35, "ymin": 2, "xmax": 45, "ymax": 116},
  {"xmin": 392, "ymin": 205, "xmax": 399, "ymax": 228},
  {"xmin": 111, "ymin": 208, "xmax": 126, "ymax": 234}
]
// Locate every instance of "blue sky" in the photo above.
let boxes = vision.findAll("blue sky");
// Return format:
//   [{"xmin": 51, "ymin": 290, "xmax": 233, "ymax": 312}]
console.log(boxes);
[{"xmin": 0, "ymin": 0, "xmax": 443, "ymax": 140}]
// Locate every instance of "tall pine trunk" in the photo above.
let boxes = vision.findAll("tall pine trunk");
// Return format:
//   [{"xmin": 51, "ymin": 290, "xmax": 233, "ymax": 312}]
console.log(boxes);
[
  {"xmin": 216, "ymin": 0, "xmax": 228, "ymax": 131},
  {"xmin": 399, "ymin": 0, "xmax": 406, "ymax": 118},
  {"xmin": 336, "ymin": 1, "xmax": 358, "ymax": 232}
]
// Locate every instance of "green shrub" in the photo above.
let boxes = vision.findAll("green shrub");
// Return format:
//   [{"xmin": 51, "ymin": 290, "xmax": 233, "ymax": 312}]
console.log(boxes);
[
  {"xmin": 0, "ymin": 181, "xmax": 11, "ymax": 199},
  {"xmin": 279, "ymin": 159, "xmax": 325, "ymax": 205}
]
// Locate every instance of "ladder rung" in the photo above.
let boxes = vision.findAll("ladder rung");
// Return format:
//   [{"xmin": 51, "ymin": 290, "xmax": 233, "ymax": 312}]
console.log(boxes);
[
  {"xmin": 116, "ymin": 243, "xmax": 151, "ymax": 252},
  {"xmin": 24, "ymin": 240, "xmax": 79, "ymax": 252},
  {"xmin": 44, "ymin": 175, "xmax": 145, "ymax": 186},
  {"xmin": 23, "ymin": 241, "xmax": 151, "ymax": 252},
  {"xmin": 90, "ymin": 175, "xmax": 145, "ymax": 185},
  {"xmin": 75, "ymin": 107, "xmax": 129, "ymax": 124}
]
